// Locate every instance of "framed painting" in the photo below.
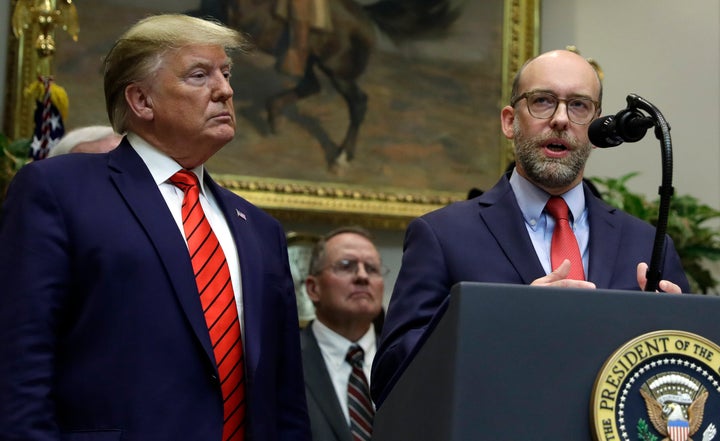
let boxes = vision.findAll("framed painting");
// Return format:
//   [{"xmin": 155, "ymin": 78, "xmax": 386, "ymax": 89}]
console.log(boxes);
[{"xmin": 4, "ymin": 0, "xmax": 539, "ymax": 229}]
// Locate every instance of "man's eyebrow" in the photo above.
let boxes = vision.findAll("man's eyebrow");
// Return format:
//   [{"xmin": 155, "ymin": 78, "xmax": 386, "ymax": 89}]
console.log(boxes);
[
  {"xmin": 527, "ymin": 89, "xmax": 595, "ymax": 100},
  {"xmin": 185, "ymin": 57, "xmax": 233, "ymax": 70}
]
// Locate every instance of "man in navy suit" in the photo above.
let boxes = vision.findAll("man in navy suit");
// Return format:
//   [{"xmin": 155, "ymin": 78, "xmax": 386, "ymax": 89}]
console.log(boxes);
[
  {"xmin": 371, "ymin": 49, "xmax": 690, "ymax": 407},
  {"xmin": 301, "ymin": 226, "xmax": 385, "ymax": 441},
  {"xmin": 0, "ymin": 14, "xmax": 310, "ymax": 441}
]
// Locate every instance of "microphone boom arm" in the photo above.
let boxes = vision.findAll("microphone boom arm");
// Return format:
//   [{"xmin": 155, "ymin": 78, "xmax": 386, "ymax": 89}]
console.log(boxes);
[{"xmin": 624, "ymin": 94, "xmax": 674, "ymax": 292}]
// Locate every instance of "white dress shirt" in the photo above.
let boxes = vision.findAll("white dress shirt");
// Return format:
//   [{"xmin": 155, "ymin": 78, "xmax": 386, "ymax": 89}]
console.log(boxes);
[
  {"xmin": 509, "ymin": 168, "xmax": 590, "ymax": 275},
  {"xmin": 127, "ymin": 132, "xmax": 244, "ymax": 333},
  {"xmin": 311, "ymin": 319, "xmax": 377, "ymax": 424}
]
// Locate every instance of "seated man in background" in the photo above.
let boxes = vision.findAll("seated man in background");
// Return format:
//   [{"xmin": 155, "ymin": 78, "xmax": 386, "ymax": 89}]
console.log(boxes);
[
  {"xmin": 48, "ymin": 125, "xmax": 122, "ymax": 156},
  {"xmin": 371, "ymin": 49, "xmax": 690, "ymax": 407},
  {"xmin": 301, "ymin": 226, "xmax": 386, "ymax": 441}
]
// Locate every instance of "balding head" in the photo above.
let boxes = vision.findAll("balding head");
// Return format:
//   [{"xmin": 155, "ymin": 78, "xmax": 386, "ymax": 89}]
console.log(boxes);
[{"xmin": 511, "ymin": 50, "xmax": 603, "ymax": 111}]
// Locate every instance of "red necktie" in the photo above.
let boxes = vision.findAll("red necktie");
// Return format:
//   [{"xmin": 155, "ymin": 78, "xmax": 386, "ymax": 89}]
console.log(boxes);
[
  {"xmin": 170, "ymin": 170, "xmax": 246, "ymax": 441},
  {"xmin": 545, "ymin": 196, "xmax": 585, "ymax": 280},
  {"xmin": 346, "ymin": 345, "xmax": 374, "ymax": 441}
]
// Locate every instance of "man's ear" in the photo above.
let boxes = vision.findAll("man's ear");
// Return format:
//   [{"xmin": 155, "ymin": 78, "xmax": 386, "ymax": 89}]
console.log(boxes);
[
  {"xmin": 500, "ymin": 105, "xmax": 516, "ymax": 140},
  {"xmin": 305, "ymin": 276, "xmax": 320, "ymax": 303},
  {"xmin": 125, "ymin": 84, "xmax": 154, "ymax": 121}
]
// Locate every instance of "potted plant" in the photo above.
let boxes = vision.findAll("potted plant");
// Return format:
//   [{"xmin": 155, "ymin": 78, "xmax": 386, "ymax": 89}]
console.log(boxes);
[
  {"xmin": 591, "ymin": 172, "xmax": 720, "ymax": 294},
  {"xmin": 0, "ymin": 134, "xmax": 32, "ymax": 206}
]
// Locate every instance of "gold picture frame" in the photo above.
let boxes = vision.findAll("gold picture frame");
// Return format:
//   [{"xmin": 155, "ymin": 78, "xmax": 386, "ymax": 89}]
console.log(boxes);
[{"xmin": 4, "ymin": 0, "xmax": 539, "ymax": 230}]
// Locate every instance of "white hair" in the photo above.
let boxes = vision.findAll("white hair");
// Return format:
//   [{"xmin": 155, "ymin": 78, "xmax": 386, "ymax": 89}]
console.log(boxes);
[{"xmin": 49, "ymin": 125, "xmax": 118, "ymax": 157}]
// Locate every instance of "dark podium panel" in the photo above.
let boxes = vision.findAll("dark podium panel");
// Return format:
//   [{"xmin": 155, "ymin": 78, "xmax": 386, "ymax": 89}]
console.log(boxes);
[{"xmin": 373, "ymin": 282, "xmax": 720, "ymax": 440}]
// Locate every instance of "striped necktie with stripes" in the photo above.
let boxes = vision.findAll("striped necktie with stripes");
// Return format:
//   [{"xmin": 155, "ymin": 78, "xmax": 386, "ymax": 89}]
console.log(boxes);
[
  {"xmin": 170, "ymin": 170, "xmax": 246, "ymax": 441},
  {"xmin": 346, "ymin": 345, "xmax": 374, "ymax": 441}
]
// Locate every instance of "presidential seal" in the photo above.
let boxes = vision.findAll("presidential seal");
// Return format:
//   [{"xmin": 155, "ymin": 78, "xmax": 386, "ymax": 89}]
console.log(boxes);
[{"xmin": 591, "ymin": 330, "xmax": 720, "ymax": 441}]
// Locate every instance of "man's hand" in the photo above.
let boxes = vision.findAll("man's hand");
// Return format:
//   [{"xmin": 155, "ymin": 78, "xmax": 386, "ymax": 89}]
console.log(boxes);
[
  {"xmin": 636, "ymin": 262, "xmax": 682, "ymax": 293},
  {"xmin": 531, "ymin": 259, "xmax": 597, "ymax": 289}
]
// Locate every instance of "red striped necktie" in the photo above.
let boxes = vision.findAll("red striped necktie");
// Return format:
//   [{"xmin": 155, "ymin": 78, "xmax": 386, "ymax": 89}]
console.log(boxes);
[
  {"xmin": 545, "ymin": 196, "xmax": 585, "ymax": 280},
  {"xmin": 346, "ymin": 345, "xmax": 374, "ymax": 441},
  {"xmin": 170, "ymin": 170, "xmax": 246, "ymax": 441}
]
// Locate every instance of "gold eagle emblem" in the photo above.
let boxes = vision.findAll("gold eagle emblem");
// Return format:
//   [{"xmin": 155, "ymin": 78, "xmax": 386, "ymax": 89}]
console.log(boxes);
[{"xmin": 639, "ymin": 372, "xmax": 713, "ymax": 441}]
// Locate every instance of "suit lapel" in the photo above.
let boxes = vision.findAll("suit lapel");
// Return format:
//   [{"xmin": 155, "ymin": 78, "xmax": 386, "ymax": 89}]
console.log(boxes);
[
  {"xmin": 477, "ymin": 177, "xmax": 547, "ymax": 284},
  {"xmin": 204, "ymin": 174, "xmax": 263, "ymax": 376},
  {"xmin": 107, "ymin": 141, "xmax": 216, "ymax": 365},
  {"xmin": 585, "ymin": 186, "xmax": 623, "ymax": 287},
  {"xmin": 301, "ymin": 326, "xmax": 353, "ymax": 441}
]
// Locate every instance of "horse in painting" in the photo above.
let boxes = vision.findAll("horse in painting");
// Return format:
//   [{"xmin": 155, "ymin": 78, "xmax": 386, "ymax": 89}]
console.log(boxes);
[{"xmin": 198, "ymin": 0, "xmax": 460, "ymax": 170}]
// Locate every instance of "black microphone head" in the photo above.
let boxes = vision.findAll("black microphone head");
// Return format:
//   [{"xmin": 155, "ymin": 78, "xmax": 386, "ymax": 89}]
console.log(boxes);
[
  {"xmin": 588, "ymin": 115, "xmax": 624, "ymax": 148},
  {"xmin": 615, "ymin": 109, "xmax": 653, "ymax": 143}
]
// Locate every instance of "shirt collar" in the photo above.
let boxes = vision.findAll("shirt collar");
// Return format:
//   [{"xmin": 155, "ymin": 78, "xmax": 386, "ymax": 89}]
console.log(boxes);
[
  {"xmin": 311, "ymin": 319, "xmax": 376, "ymax": 369},
  {"xmin": 509, "ymin": 167, "xmax": 586, "ymax": 225},
  {"xmin": 558, "ymin": 183, "xmax": 586, "ymax": 223},
  {"xmin": 127, "ymin": 132, "xmax": 207, "ymax": 194}
]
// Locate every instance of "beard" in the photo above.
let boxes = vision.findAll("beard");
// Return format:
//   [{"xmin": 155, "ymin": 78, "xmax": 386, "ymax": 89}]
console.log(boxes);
[{"xmin": 513, "ymin": 120, "xmax": 592, "ymax": 190}]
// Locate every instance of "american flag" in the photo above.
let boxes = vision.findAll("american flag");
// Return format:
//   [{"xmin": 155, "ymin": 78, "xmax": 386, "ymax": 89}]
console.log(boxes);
[{"xmin": 27, "ymin": 76, "xmax": 68, "ymax": 160}]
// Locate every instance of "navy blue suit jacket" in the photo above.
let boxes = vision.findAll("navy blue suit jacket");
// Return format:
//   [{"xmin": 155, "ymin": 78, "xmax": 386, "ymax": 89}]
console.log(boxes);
[
  {"xmin": 371, "ymin": 174, "xmax": 690, "ymax": 406},
  {"xmin": 0, "ymin": 140, "xmax": 310, "ymax": 440}
]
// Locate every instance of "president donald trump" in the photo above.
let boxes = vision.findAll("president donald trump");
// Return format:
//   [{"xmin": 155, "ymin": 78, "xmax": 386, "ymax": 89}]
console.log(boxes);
[{"xmin": 0, "ymin": 14, "xmax": 310, "ymax": 441}]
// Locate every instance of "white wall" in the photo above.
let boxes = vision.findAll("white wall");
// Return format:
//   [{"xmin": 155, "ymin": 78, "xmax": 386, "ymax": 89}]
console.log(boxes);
[{"xmin": 542, "ymin": 0, "xmax": 720, "ymax": 209}]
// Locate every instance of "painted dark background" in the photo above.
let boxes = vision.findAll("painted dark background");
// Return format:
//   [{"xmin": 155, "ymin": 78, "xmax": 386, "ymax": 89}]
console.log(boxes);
[{"xmin": 54, "ymin": 0, "xmax": 506, "ymax": 194}]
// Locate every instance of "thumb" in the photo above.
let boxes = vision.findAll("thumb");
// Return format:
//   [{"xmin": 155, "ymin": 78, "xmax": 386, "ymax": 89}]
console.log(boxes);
[{"xmin": 548, "ymin": 259, "xmax": 572, "ymax": 282}]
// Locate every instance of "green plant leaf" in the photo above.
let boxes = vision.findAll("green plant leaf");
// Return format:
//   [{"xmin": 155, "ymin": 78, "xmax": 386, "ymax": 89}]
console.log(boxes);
[
  {"xmin": 1, "ymin": 136, "xmax": 33, "ymax": 205},
  {"xmin": 590, "ymin": 173, "xmax": 720, "ymax": 294}
]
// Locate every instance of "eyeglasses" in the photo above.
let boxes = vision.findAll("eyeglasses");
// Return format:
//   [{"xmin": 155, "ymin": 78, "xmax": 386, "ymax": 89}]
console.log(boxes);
[
  {"xmin": 321, "ymin": 259, "xmax": 389, "ymax": 278},
  {"xmin": 511, "ymin": 91, "xmax": 599, "ymax": 125}
]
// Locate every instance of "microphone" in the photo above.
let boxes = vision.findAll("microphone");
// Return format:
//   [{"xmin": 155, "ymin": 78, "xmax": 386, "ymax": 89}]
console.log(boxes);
[{"xmin": 588, "ymin": 108, "xmax": 656, "ymax": 147}]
